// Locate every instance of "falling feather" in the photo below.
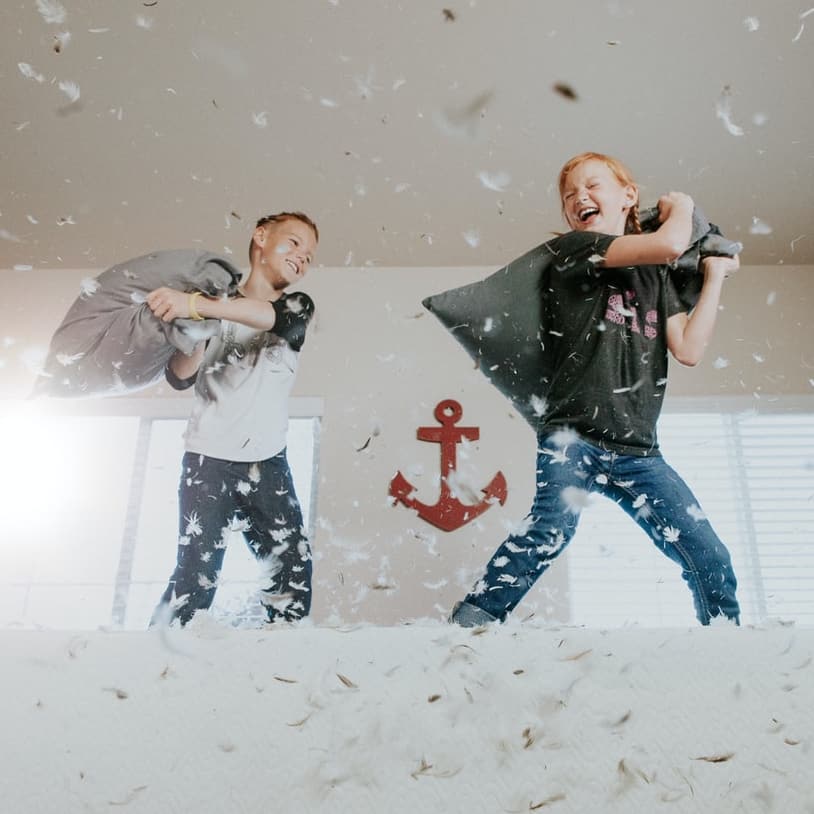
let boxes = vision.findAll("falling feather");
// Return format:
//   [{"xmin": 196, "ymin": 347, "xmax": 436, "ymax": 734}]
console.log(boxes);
[
  {"xmin": 548, "ymin": 427, "xmax": 579, "ymax": 449},
  {"xmin": 529, "ymin": 394, "xmax": 547, "ymax": 416},
  {"xmin": 436, "ymin": 90, "xmax": 494, "ymax": 139},
  {"xmin": 793, "ymin": 8, "xmax": 814, "ymax": 42},
  {"xmin": 749, "ymin": 217, "xmax": 772, "ymax": 235},
  {"xmin": 36, "ymin": 0, "xmax": 67, "ymax": 24},
  {"xmin": 58, "ymin": 80, "xmax": 80, "ymax": 103},
  {"xmin": 561, "ymin": 486, "xmax": 591, "ymax": 514},
  {"xmin": 353, "ymin": 67, "xmax": 378, "ymax": 99},
  {"xmin": 715, "ymin": 85, "xmax": 744, "ymax": 136},
  {"xmin": 52, "ymin": 31, "xmax": 71, "ymax": 52},
  {"xmin": 552, "ymin": 82, "xmax": 578, "ymax": 101},
  {"xmin": 107, "ymin": 787, "xmax": 148, "ymax": 806},
  {"xmin": 462, "ymin": 229, "xmax": 480, "ymax": 248},
  {"xmin": 477, "ymin": 170, "xmax": 510, "ymax": 192},
  {"xmin": 663, "ymin": 526, "xmax": 681, "ymax": 543},
  {"xmin": 693, "ymin": 753, "xmax": 735, "ymax": 763},
  {"xmin": 56, "ymin": 352, "xmax": 85, "ymax": 366},
  {"xmin": 18, "ymin": 63, "xmax": 45, "ymax": 83},
  {"xmin": 530, "ymin": 794, "xmax": 567, "ymax": 809}
]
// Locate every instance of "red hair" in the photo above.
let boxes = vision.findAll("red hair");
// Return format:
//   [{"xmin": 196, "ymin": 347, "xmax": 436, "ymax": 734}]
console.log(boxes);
[{"xmin": 558, "ymin": 152, "xmax": 642, "ymax": 234}]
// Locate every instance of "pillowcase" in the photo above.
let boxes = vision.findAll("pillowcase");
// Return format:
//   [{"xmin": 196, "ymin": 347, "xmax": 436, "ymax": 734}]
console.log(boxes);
[
  {"xmin": 423, "ymin": 235, "xmax": 571, "ymax": 429},
  {"xmin": 423, "ymin": 208, "xmax": 742, "ymax": 428},
  {"xmin": 639, "ymin": 205, "xmax": 742, "ymax": 309},
  {"xmin": 35, "ymin": 249, "xmax": 242, "ymax": 397}
]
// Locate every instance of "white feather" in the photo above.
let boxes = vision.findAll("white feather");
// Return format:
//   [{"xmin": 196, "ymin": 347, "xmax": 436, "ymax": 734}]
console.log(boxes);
[
  {"xmin": 79, "ymin": 278, "xmax": 100, "ymax": 297},
  {"xmin": 463, "ymin": 229, "xmax": 480, "ymax": 248},
  {"xmin": 749, "ymin": 217, "xmax": 772, "ymax": 235},
  {"xmin": 36, "ymin": 0, "xmax": 67, "ymax": 25},
  {"xmin": 58, "ymin": 80, "xmax": 80, "ymax": 103},
  {"xmin": 56, "ymin": 352, "xmax": 85, "ymax": 366},
  {"xmin": 18, "ymin": 63, "xmax": 45, "ymax": 83},
  {"xmin": 715, "ymin": 86, "xmax": 744, "ymax": 137},
  {"xmin": 477, "ymin": 170, "xmax": 511, "ymax": 192}
]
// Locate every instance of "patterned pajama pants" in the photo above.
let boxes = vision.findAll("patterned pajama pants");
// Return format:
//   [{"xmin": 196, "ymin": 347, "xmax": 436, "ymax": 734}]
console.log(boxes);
[{"xmin": 152, "ymin": 449, "xmax": 312, "ymax": 626}]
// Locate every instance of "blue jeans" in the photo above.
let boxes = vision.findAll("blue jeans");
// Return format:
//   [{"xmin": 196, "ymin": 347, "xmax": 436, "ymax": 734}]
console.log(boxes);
[
  {"xmin": 458, "ymin": 431, "xmax": 740, "ymax": 625},
  {"xmin": 152, "ymin": 449, "xmax": 312, "ymax": 626}
]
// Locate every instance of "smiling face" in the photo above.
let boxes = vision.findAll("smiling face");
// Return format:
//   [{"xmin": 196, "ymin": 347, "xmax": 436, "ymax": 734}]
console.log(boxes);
[
  {"xmin": 559, "ymin": 157, "xmax": 638, "ymax": 236},
  {"xmin": 252, "ymin": 216, "xmax": 318, "ymax": 290}
]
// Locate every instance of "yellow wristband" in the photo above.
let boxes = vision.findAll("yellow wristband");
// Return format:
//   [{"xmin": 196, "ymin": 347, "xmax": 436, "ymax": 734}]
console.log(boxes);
[{"xmin": 188, "ymin": 291, "xmax": 205, "ymax": 321}]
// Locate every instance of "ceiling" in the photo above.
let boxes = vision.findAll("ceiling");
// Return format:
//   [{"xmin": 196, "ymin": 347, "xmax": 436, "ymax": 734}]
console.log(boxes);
[{"xmin": 2, "ymin": 0, "xmax": 813, "ymax": 272}]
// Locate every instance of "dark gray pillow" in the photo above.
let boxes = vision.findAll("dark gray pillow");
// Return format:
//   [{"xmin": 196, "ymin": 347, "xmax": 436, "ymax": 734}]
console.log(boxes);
[
  {"xmin": 423, "ymin": 208, "xmax": 742, "ymax": 428},
  {"xmin": 423, "ymin": 240, "xmax": 557, "ymax": 429},
  {"xmin": 35, "ymin": 249, "xmax": 242, "ymax": 397},
  {"xmin": 639, "ymin": 205, "xmax": 742, "ymax": 309}
]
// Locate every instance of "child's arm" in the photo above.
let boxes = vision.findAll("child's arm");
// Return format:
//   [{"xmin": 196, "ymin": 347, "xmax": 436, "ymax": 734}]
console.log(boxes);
[
  {"xmin": 166, "ymin": 342, "xmax": 207, "ymax": 389},
  {"xmin": 146, "ymin": 287, "xmax": 278, "ymax": 331},
  {"xmin": 603, "ymin": 192, "xmax": 695, "ymax": 268},
  {"xmin": 666, "ymin": 255, "xmax": 740, "ymax": 367}
]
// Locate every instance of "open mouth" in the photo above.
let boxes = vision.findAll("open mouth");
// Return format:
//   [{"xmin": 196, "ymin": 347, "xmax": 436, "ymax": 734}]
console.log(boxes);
[
  {"xmin": 578, "ymin": 207, "xmax": 599, "ymax": 223},
  {"xmin": 285, "ymin": 260, "xmax": 300, "ymax": 275}
]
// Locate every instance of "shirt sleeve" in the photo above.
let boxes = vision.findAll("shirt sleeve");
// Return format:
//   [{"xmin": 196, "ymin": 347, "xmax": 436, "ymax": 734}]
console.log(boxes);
[
  {"xmin": 271, "ymin": 292, "xmax": 315, "ymax": 352},
  {"xmin": 165, "ymin": 363, "xmax": 198, "ymax": 390},
  {"xmin": 663, "ymin": 268, "xmax": 687, "ymax": 318},
  {"xmin": 544, "ymin": 231, "xmax": 618, "ymax": 282}
]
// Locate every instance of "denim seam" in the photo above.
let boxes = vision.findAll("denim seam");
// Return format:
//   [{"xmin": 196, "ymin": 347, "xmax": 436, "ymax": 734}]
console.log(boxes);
[{"xmin": 610, "ymin": 479, "xmax": 713, "ymax": 624}]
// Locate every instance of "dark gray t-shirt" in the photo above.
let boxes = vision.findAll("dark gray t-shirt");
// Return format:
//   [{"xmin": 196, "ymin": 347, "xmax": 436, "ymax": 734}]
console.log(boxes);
[{"xmin": 539, "ymin": 231, "xmax": 686, "ymax": 456}]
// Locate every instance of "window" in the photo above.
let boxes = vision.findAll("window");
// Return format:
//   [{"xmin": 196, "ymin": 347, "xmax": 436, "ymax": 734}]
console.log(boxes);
[
  {"xmin": 565, "ymin": 402, "xmax": 814, "ymax": 627},
  {"xmin": 0, "ymin": 411, "xmax": 140, "ymax": 630},
  {"xmin": 0, "ymin": 398, "xmax": 321, "ymax": 630}
]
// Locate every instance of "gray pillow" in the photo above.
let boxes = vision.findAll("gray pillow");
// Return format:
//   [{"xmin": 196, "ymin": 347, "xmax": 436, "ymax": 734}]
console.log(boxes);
[
  {"xmin": 422, "ymin": 239, "xmax": 558, "ymax": 429},
  {"xmin": 35, "ymin": 249, "xmax": 242, "ymax": 397},
  {"xmin": 423, "ymin": 208, "xmax": 742, "ymax": 428},
  {"xmin": 639, "ymin": 205, "xmax": 742, "ymax": 309}
]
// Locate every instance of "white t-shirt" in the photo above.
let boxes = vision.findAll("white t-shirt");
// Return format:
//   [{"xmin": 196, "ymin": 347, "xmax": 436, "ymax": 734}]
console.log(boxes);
[{"xmin": 183, "ymin": 320, "xmax": 298, "ymax": 462}]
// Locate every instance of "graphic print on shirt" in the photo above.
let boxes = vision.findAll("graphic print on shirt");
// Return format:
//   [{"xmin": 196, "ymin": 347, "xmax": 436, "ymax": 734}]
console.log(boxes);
[
  {"xmin": 201, "ymin": 322, "xmax": 294, "ymax": 406},
  {"xmin": 605, "ymin": 289, "xmax": 658, "ymax": 340}
]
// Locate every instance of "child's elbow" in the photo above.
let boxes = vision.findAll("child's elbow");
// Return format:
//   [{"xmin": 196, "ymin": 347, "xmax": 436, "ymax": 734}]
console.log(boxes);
[
  {"xmin": 662, "ymin": 238, "xmax": 690, "ymax": 265},
  {"xmin": 673, "ymin": 349, "xmax": 702, "ymax": 367}
]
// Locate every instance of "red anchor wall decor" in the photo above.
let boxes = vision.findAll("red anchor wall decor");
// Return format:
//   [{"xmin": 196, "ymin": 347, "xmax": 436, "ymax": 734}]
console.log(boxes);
[{"xmin": 389, "ymin": 399, "xmax": 508, "ymax": 532}]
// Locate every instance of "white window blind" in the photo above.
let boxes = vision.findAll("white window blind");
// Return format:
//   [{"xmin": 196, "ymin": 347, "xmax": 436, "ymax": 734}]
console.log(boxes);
[{"xmin": 566, "ymin": 407, "xmax": 814, "ymax": 628}]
